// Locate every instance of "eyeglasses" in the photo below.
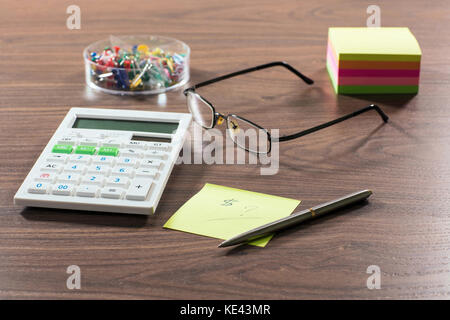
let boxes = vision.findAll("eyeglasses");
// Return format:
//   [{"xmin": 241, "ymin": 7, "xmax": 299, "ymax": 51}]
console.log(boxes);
[{"xmin": 183, "ymin": 61, "xmax": 389, "ymax": 154}]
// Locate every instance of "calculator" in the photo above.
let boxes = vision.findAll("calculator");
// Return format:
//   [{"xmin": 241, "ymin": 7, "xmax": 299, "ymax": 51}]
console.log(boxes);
[{"xmin": 14, "ymin": 108, "xmax": 192, "ymax": 215}]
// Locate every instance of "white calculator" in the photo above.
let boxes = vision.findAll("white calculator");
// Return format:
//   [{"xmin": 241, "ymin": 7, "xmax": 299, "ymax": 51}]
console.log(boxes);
[{"xmin": 14, "ymin": 108, "xmax": 192, "ymax": 215}]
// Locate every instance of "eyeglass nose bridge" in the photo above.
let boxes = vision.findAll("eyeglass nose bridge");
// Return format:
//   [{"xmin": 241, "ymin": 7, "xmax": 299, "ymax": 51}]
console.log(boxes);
[{"xmin": 214, "ymin": 112, "xmax": 228, "ymax": 126}]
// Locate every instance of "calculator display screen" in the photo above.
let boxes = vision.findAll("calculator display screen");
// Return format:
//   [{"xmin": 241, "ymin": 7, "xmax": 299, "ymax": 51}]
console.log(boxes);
[{"xmin": 72, "ymin": 118, "xmax": 178, "ymax": 134}]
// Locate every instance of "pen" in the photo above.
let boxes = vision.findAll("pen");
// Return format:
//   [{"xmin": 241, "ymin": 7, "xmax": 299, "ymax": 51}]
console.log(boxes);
[{"xmin": 218, "ymin": 189, "xmax": 372, "ymax": 248}]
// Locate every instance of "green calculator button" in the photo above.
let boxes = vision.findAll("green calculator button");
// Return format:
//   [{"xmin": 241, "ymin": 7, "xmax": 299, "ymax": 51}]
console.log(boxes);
[
  {"xmin": 52, "ymin": 144, "xmax": 73, "ymax": 154},
  {"xmin": 75, "ymin": 145, "xmax": 96, "ymax": 155},
  {"xmin": 98, "ymin": 146, "xmax": 119, "ymax": 156}
]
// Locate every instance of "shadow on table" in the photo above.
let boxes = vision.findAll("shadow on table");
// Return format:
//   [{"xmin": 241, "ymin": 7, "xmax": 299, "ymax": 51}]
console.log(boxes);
[
  {"xmin": 338, "ymin": 93, "xmax": 417, "ymax": 110},
  {"xmin": 221, "ymin": 199, "xmax": 370, "ymax": 256},
  {"xmin": 20, "ymin": 206, "xmax": 150, "ymax": 228}
]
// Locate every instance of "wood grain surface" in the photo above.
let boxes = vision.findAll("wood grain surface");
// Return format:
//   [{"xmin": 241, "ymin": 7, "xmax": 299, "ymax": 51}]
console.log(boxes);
[{"xmin": 0, "ymin": 0, "xmax": 449, "ymax": 299}]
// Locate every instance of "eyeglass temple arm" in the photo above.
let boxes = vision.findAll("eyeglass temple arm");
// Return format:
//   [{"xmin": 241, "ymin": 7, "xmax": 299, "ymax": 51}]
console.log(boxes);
[
  {"xmin": 276, "ymin": 104, "xmax": 389, "ymax": 142},
  {"xmin": 183, "ymin": 61, "xmax": 314, "ymax": 94}
]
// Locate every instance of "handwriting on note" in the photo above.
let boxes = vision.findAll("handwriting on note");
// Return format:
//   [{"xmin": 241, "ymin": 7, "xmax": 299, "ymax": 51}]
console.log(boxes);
[{"xmin": 164, "ymin": 183, "xmax": 300, "ymax": 247}]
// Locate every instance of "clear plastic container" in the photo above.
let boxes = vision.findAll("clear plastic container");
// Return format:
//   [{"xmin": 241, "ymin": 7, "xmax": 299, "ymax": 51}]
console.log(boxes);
[{"xmin": 84, "ymin": 35, "xmax": 190, "ymax": 95}]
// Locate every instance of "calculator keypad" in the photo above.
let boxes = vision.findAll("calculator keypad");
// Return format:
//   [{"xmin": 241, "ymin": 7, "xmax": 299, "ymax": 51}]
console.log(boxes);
[
  {"xmin": 76, "ymin": 185, "xmax": 98, "ymax": 197},
  {"xmin": 46, "ymin": 154, "xmax": 68, "ymax": 163},
  {"xmin": 58, "ymin": 173, "xmax": 81, "ymax": 184},
  {"xmin": 70, "ymin": 154, "xmax": 91, "ymax": 164},
  {"xmin": 28, "ymin": 182, "xmax": 49, "ymax": 194},
  {"xmin": 29, "ymin": 138, "xmax": 170, "ymax": 201},
  {"xmin": 126, "ymin": 179, "xmax": 153, "ymax": 201},
  {"xmin": 41, "ymin": 163, "xmax": 63, "ymax": 173},
  {"xmin": 100, "ymin": 187, "xmax": 124, "ymax": 199},
  {"xmin": 52, "ymin": 183, "xmax": 74, "ymax": 196},
  {"xmin": 82, "ymin": 174, "xmax": 105, "ymax": 186},
  {"xmin": 35, "ymin": 172, "xmax": 57, "ymax": 182},
  {"xmin": 92, "ymin": 155, "xmax": 114, "ymax": 165}
]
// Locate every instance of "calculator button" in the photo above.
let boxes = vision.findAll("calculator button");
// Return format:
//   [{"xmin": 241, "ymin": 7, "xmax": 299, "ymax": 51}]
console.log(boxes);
[
  {"xmin": 57, "ymin": 173, "xmax": 81, "ymax": 184},
  {"xmin": 57, "ymin": 137, "xmax": 77, "ymax": 145},
  {"xmin": 98, "ymin": 147, "xmax": 119, "ymax": 157},
  {"xmin": 147, "ymin": 142, "xmax": 171, "ymax": 151},
  {"xmin": 35, "ymin": 172, "xmax": 57, "ymax": 183},
  {"xmin": 120, "ymin": 148, "xmax": 142, "ymax": 158},
  {"xmin": 126, "ymin": 179, "xmax": 153, "ymax": 201},
  {"xmin": 69, "ymin": 154, "xmax": 92, "ymax": 164},
  {"xmin": 52, "ymin": 144, "xmax": 73, "ymax": 154},
  {"xmin": 80, "ymin": 133, "xmax": 103, "ymax": 140},
  {"xmin": 111, "ymin": 167, "xmax": 134, "ymax": 177},
  {"xmin": 76, "ymin": 185, "xmax": 99, "ymax": 198},
  {"xmin": 28, "ymin": 182, "xmax": 49, "ymax": 194},
  {"xmin": 144, "ymin": 150, "xmax": 167, "ymax": 160},
  {"xmin": 140, "ymin": 159, "xmax": 163, "ymax": 169},
  {"xmin": 116, "ymin": 157, "xmax": 138, "ymax": 167},
  {"xmin": 87, "ymin": 165, "xmax": 111, "ymax": 175},
  {"xmin": 81, "ymin": 174, "xmax": 105, "ymax": 186},
  {"xmin": 79, "ymin": 138, "xmax": 98, "ymax": 146},
  {"xmin": 46, "ymin": 154, "xmax": 68, "ymax": 163},
  {"xmin": 100, "ymin": 187, "xmax": 125, "ymax": 199},
  {"xmin": 75, "ymin": 145, "xmax": 96, "ymax": 155},
  {"xmin": 41, "ymin": 163, "xmax": 63, "ymax": 173},
  {"xmin": 135, "ymin": 168, "xmax": 158, "ymax": 179},
  {"xmin": 125, "ymin": 141, "xmax": 147, "ymax": 149},
  {"xmin": 92, "ymin": 155, "xmax": 114, "ymax": 165},
  {"xmin": 64, "ymin": 163, "xmax": 85, "ymax": 174},
  {"xmin": 52, "ymin": 184, "xmax": 74, "ymax": 196},
  {"xmin": 106, "ymin": 176, "xmax": 130, "ymax": 188},
  {"xmin": 102, "ymin": 139, "xmax": 123, "ymax": 148}
]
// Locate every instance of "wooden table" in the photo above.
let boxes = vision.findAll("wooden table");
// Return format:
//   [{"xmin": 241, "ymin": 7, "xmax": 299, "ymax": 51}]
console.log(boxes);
[{"xmin": 1, "ymin": 0, "xmax": 449, "ymax": 299}]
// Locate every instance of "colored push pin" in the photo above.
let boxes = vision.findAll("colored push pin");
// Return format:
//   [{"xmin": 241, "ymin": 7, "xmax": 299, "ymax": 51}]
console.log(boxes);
[
  {"xmin": 97, "ymin": 72, "xmax": 114, "ymax": 80},
  {"xmin": 123, "ymin": 60, "xmax": 131, "ymax": 69},
  {"xmin": 87, "ymin": 40, "xmax": 187, "ymax": 92},
  {"xmin": 153, "ymin": 47, "xmax": 162, "ymax": 56},
  {"xmin": 112, "ymin": 68, "xmax": 129, "ymax": 89},
  {"xmin": 166, "ymin": 59, "xmax": 174, "ymax": 73},
  {"xmin": 130, "ymin": 62, "xmax": 152, "ymax": 89},
  {"xmin": 90, "ymin": 52, "xmax": 99, "ymax": 61},
  {"xmin": 137, "ymin": 44, "xmax": 149, "ymax": 53}
]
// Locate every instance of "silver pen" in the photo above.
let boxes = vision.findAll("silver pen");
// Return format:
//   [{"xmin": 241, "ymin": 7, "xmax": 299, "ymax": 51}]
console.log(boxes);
[{"xmin": 218, "ymin": 189, "xmax": 372, "ymax": 248}]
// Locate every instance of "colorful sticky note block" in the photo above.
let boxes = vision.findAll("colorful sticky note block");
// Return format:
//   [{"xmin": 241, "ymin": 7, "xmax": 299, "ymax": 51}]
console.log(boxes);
[
  {"xmin": 327, "ymin": 27, "xmax": 422, "ymax": 94},
  {"xmin": 163, "ymin": 183, "xmax": 301, "ymax": 247}
]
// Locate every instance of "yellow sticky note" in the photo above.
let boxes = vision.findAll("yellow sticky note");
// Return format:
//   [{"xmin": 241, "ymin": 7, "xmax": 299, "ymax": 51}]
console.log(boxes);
[
  {"xmin": 163, "ymin": 183, "xmax": 301, "ymax": 247},
  {"xmin": 328, "ymin": 27, "xmax": 422, "ymax": 61}
]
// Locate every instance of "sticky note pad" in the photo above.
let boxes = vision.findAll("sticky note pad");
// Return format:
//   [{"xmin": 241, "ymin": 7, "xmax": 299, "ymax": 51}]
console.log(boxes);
[
  {"xmin": 163, "ymin": 183, "xmax": 301, "ymax": 247},
  {"xmin": 327, "ymin": 27, "xmax": 422, "ymax": 94}
]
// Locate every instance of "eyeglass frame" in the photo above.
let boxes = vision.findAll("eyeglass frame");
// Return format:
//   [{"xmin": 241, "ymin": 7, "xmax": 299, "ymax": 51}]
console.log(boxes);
[
  {"xmin": 183, "ymin": 61, "xmax": 389, "ymax": 154},
  {"xmin": 186, "ymin": 91, "xmax": 273, "ymax": 153}
]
